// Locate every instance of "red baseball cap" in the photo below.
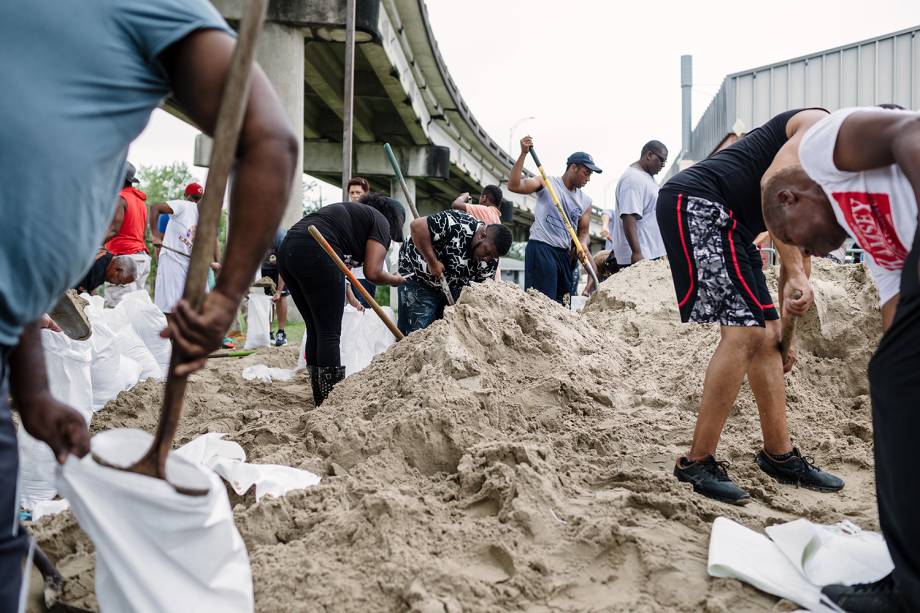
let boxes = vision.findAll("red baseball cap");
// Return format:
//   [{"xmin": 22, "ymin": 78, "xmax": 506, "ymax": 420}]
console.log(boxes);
[{"xmin": 184, "ymin": 182, "xmax": 204, "ymax": 197}]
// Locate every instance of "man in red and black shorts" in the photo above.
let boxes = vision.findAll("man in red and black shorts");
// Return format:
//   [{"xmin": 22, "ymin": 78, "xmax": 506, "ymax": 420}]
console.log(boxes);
[{"xmin": 655, "ymin": 108, "xmax": 844, "ymax": 505}]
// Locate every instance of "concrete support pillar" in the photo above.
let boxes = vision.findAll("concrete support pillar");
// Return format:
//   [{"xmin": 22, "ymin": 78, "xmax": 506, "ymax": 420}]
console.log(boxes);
[
  {"xmin": 390, "ymin": 177, "xmax": 416, "ymax": 309},
  {"xmin": 256, "ymin": 23, "xmax": 304, "ymax": 230}
]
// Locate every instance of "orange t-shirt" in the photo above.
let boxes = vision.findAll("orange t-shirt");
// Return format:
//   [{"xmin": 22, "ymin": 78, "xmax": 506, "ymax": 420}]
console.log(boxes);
[
  {"xmin": 465, "ymin": 203, "xmax": 501, "ymax": 225},
  {"xmin": 105, "ymin": 187, "xmax": 149, "ymax": 255}
]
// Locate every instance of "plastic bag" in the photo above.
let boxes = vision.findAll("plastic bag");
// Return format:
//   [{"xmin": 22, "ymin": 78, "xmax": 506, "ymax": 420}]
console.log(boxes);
[
  {"xmin": 114, "ymin": 290, "xmax": 171, "ymax": 377},
  {"xmin": 18, "ymin": 330, "xmax": 93, "ymax": 510},
  {"xmin": 295, "ymin": 306, "xmax": 397, "ymax": 374},
  {"xmin": 57, "ymin": 429, "xmax": 254, "ymax": 613},
  {"xmin": 244, "ymin": 292, "xmax": 272, "ymax": 349},
  {"xmin": 113, "ymin": 326, "xmax": 161, "ymax": 381}
]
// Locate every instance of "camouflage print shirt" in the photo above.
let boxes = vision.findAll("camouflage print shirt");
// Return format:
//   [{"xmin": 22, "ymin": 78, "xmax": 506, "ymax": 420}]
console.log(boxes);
[{"xmin": 398, "ymin": 210, "xmax": 497, "ymax": 291}]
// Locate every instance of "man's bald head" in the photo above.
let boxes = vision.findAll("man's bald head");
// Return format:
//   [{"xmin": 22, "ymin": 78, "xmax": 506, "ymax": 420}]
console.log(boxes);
[
  {"xmin": 762, "ymin": 165, "xmax": 849, "ymax": 257},
  {"xmin": 106, "ymin": 255, "xmax": 137, "ymax": 286}
]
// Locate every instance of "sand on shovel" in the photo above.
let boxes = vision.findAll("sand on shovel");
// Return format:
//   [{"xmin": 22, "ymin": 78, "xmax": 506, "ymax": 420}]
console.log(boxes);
[
  {"xmin": 32, "ymin": 258, "xmax": 883, "ymax": 612},
  {"xmin": 48, "ymin": 290, "xmax": 92, "ymax": 341}
]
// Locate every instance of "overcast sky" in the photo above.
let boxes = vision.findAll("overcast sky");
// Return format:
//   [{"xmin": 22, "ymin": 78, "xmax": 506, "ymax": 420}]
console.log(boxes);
[{"xmin": 129, "ymin": 0, "xmax": 920, "ymax": 206}]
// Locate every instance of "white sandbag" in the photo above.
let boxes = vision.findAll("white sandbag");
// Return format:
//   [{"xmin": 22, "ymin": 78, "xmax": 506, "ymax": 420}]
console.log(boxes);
[
  {"xmin": 176, "ymin": 433, "xmax": 320, "ymax": 502},
  {"xmin": 242, "ymin": 364, "xmax": 294, "ymax": 383},
  {"xmin": 19, "ymin": 331, "xmax": 93, "ymax": 510},
  {"xmin": 57, "ymin": 429, "xmax": 254, "ymax": 613},
  {"xmin": 766, "ymin": 518, "xmax": 893, "ymax": 587},
  {"xmin": 115, "ymin": 290, "xmax": 171, "ymax": 376},
  {"xmin": 31, "ymin": 499, "xmax": 71, "ymax": 522},
  {"xmin": 118, "ymin": 355, "xmax": 143, "ymax": 391},
  {"xmin": 244, "ymin": 292, "xmax": 272, "ymax": 349},
  {"xmin": 87, "ymin": 321, "xmax": 125, "ymax": 411},
  {"xmin": 297, "ymin": 332, "xmax": 307, "ymax": 370},
  {"xmin": 708, "ymin": 517, "xmax": 832, "ymax": 612},
  {"xmin": 113, "ymin": 326, "xmax": 161, "ymax": 381},
  {"xmin": 340, "ymin": 305, "xmax": 397, "ymax": 376}
]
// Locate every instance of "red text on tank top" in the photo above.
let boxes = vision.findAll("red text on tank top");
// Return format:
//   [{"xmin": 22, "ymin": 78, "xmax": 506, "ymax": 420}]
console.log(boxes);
[{"xmin": 833, "ymin": 192, "xmax": 907, "ymax": 271}]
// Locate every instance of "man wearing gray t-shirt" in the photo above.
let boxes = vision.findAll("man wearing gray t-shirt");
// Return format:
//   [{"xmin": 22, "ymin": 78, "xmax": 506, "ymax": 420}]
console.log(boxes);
[
  {"xmin": 509, "ymin": 136, "xmax": 600, "ymax": 303},
  {"xmin": 0, "ymin": 1, "xmax": 299, "ymax": 606},
  {"xmin": 612, "ymin": 140, "xmax": 669, "ymax": 266}
]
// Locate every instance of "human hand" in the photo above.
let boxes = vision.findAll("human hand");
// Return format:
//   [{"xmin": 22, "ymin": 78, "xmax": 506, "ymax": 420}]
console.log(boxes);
[
  {"xmin": 390, "ymin": 274, "xmax": 407, "ymax": 287},
  {"xmin": 783, "ymin": 280, "xmax": 813, "ymax": 317},
  {"xmin": 210, "ymin": 262, "xmax": 222, "ymax": 272},
  {"xmin": 428, "ymin": 260, "xmax": 445, "ymax": 280},
  {"xmin": 40, "ymin": 314, "xmax": 62, "ymax": 333},
  {"xmin": 19, "ymin": 394, "xmax": 90, "ymax": 463},
  {"xmin": 161, "ymin": 289, "xmax": 238, "ymax": 376},
  {"xmin": 347, "ymin": 293, "xmax": 365, "ymax": 312},
  {"xmin": 271, "ymin": 291, "xmax": 282, "ymax": 303},
  {"xmin": 520, "ymin": 135, "xmax": 533, "ymax": 154},
  {"xmin": 630, "ymin": 252, "xmax": 645, "ymax": 265}
]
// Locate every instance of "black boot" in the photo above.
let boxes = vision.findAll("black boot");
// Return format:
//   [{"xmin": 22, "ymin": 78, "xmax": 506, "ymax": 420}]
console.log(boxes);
[
  {"xmin": 308, "ymin": 366, "xmax": 321, "ymax": 407},
  {"xmin": 313, "ymin": 365, "xmax": 346, "ymax": 406}
]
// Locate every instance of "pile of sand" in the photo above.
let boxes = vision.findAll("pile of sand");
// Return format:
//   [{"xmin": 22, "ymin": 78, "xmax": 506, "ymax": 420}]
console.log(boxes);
[{"xmin": 33, "ymin": 258, "xmax": 882, "ymax": 612}]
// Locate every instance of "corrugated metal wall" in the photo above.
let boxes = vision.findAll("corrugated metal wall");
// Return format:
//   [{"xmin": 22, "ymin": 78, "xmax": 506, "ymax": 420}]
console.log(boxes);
[{"xmin": 683, "ymin": 25, "xmax": 920, "ymax": 165}]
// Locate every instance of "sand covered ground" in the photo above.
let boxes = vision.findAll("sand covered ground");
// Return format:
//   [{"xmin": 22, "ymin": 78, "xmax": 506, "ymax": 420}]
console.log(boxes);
[{"xmin": 32, "ymin": 258, "xmax": 883, "ymax": 612}]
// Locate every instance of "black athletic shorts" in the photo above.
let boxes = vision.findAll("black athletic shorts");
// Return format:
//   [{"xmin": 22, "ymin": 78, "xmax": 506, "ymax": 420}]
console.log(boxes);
[
  {"xmin": 656, "ymin": 189, "xmax": 778, "ymax": 327},
  {"xmin": 260, "ymin": 267, "xmax": 290, "ymax": 296}
]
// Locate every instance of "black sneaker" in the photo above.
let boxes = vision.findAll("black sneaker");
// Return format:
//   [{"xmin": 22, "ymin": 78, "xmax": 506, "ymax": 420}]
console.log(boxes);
[
  {"xmin": 822, "ymin": 573, "xmax": 908, "ymax": 612},
  {"xmin": 755, "ymin": 447, "xmax": 844, "ymax": 492},
  {"xmin": 674, "ymin": 456, "xmax": 752, "ymax": 505},
  {"xmin": 275, "ymin": 329, "xmax": 288, "ymax": 347}
]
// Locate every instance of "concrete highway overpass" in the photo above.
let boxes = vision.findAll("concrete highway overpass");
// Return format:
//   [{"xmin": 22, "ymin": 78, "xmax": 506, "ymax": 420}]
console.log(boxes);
[{"xmin": 182, "ymin": 0, "xmax": 605, "ymax": 247}]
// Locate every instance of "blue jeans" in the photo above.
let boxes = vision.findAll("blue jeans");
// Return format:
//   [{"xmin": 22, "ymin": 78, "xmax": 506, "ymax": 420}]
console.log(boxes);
[
  {"xmin": 524, "ymin": 239, "xmax": 574, "ymax": 304},
  {"xmin": 398, "ymin": 279, "xmax": 454, "ymax": 334},
  {"xmin": 356, "ymin": 279, "xmax": 376, "ymax": 308},
  {"xmin": 0, "ymin": 345, "xmax": 28, "ymax": 611}
]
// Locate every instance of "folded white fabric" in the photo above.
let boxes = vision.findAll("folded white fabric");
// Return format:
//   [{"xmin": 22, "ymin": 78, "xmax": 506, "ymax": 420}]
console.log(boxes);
[
  {"xmin": 176, "ymin": 432, "xmax": 320, "ymax": 502},
  {"xmin": 708, "ymin": 516, "xmax": 893, "ymax": 612},
  {"xmin": 766, "ymin": 518, "xmax": 893, "ymax": 587},
  {"xmin": 241, "ymin": 364, "xmax": 294, "ymax": 383}
]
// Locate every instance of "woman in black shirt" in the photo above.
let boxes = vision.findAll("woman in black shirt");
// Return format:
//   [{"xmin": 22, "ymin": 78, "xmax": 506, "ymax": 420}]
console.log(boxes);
[{"xmin": 278, "ymin": 194, "xmax": 405, "ymax": 406}]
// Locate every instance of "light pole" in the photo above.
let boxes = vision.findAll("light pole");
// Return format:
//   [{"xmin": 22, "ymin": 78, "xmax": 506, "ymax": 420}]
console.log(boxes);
[{"xmin": 508, "ymin": 116, "xmax": 536, "ymax": 154}]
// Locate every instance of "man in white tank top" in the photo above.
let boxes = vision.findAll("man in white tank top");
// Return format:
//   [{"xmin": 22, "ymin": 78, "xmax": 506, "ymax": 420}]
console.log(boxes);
[{"xmin": 762, "ymin": 106, "xmax": 920, "ymax": 613}]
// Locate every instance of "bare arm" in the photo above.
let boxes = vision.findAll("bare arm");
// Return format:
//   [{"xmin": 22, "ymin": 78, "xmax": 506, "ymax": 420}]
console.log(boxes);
[
  {"xmin": 105, "ymin": 197, "xmax": 127, "ymax": 243},
  {"xmin": 148, "ymin": 202, "xmax": 174, "ymax": 243},
  {"xmin": 576, "ymin": 207, "xmax": 591, "ymax": 248},
  {"xmin": 601, "ymin": 212, "xmax": 612, "ymax": 242},
  {"xmin": 410, "ymin": 217, "xmax": 445, "ymax": 279},
  {"xmin": 10, "ymin": 322, "xmax": 90, "ymax": 462},
  {"xmin": 364, "ymin": 241, "xmax": 403, "ymax": 286},
  {"xmin": 451, "ymin": 193, "xmax": 470, "ymax": 212},
  {"xmin": 157, "ymin": 29, "xmax": 297, "ymax": 373},
  {"xmin": 833, "ymin": 110, "xmax": 920, "ymax": 224},
  {"xmin": 621, "ymin": 214, "xmax": 643, "ymax": 262},
  {"xmin": 775, "ymin": 236, "xmax": 813, "ymax": 316},
  {"xmin": 507, "ymin": 136, "xmax": 544, "ymax": 195},
  {"xmin": 881, "ymin": 295, "xmax": 900, "ymax": 331}
]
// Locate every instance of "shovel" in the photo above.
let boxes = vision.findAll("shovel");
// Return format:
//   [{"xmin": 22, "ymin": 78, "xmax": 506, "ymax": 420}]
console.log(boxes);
[
  {"xmin": 92, "ymin": 0, "xmax": 269, "ymax": 496},
  {"xmin": 528, "ymin": 145, "xmax": 601, "ymax": 292}
]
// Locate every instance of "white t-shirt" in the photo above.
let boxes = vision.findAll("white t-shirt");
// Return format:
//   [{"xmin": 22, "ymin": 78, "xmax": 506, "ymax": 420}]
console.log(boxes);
[
  {"xmin": 799, "ymin": 107, "xmax": 918, "ymax": 305},
  {"xmin": 154, "ymin": 199, "xmax": 199, "ymax": 312},
  {"xmin": 612, "ymin": 165, "xmax": 665, "ymax": 265}
]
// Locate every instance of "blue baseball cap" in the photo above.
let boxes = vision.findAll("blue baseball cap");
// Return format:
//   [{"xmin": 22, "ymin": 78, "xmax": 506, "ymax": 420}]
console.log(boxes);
[{"xmin": 566, "ymin": 152, "xmax": 602, "ymax": 174}]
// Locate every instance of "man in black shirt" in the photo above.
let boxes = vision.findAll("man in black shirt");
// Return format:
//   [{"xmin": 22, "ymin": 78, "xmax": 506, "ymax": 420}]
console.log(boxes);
[
  {"xmin": 656, "ymin": 108, "xmax": 844, "ymax": 505},
  {"xmin": 397, "ymin": 210, "xmax": 512, "ymax": 333},
  {"xmin": 74, "ymin": 250, "xmax": 137, "ymax": 295}
]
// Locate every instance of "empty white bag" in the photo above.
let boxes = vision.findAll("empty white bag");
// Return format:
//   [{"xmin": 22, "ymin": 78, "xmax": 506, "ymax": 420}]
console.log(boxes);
[
  {"xmin": 244, "ymin": 291, "xmax": 272, "ymax": 349},
  {"xmin": 114, "ymin": 290, "xmax": 171, "ymax": 376},
  {"xmin": 57, "ymin": 429, "xmax": 254, "ymax": 613},
  {"xmin": 297, "ymin": 305, "xmax": 396, "ymax": 374}
]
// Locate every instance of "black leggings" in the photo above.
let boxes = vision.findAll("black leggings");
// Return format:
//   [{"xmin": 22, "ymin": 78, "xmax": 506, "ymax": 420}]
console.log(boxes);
[{"xmin": 278, "ymin": 235, "xmax": 344, "ymax": 367}]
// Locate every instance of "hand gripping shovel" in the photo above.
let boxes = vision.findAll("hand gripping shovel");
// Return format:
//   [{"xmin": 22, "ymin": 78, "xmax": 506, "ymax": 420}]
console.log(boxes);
[
  {"xmin": 92, "ymin": 0, "xmax": 269, "ymax": 495},
  {"xmin": 780, "ymin": 289, "xmax": 803, "ymax": 366},
  {"xmin": 528, "ymin": 145, "xmax": 601, "ymax": 292}
]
